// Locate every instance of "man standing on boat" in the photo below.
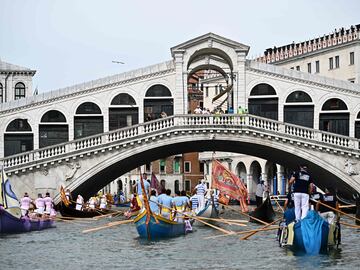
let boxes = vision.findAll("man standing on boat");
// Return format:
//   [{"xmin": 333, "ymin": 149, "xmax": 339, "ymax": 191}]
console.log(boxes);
[
  {"xmin": 43, "ymin": 192, "xmax": 54, "ymax": 216},
  {"xmin": 76, "ymin": 194, "xmax": 84, "ymax": 211},
  {"xmin": 194, "ymin": 180, "xmax": 207, "ymax": 210},
  {"xmin": 35, "ymin": 193, "xmax": 45, "ymax": 216},
  {"xmin": 288, "ymin": 164, "xmax": 313, "ymax": 222},
  {"xmin": 255, "ymin": 180, "xmax": 266, "ymax": 207},
  {"xmin": 316, "ymin": 187, "xmax": 338, "ymax": 224},
  {"xmin": 20, "ymin": 192, "xmax": 33, "ymax": 217}
]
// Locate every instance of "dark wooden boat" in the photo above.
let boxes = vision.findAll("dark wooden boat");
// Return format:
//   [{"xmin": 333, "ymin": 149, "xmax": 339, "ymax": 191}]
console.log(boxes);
[
  {"xmin": 59, "ymin": 202, "xmax": 112, "ymax": 218},
  {"xmin": 249, "ymin": 196, "xmax": 275, "ymax": 223},
  {"xmin": 336, "ymin": 194, "xmax": 357, "ymax": 214}
]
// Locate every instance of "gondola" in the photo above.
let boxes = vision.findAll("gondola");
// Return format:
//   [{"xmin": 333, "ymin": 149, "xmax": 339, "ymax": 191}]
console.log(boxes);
[
  {"xmin": 278, "ymin": 210, "xmax": 341, "ymax": 254},
  {"xmin": 58, "ymin": 202, "xmax": 112, "ymax": 218},
  {"xmin": 0, "ymin": 208, "xmax": 54, "ymax": 234},
  {"xmin": 195, "ymin": 200, "xmax": 219, "ymax": 225},
  {"xmin": 249, "ymin": 196, "xmax": 275, "ymax": 223},
  {"xmin": 134, "ymin": 209, "xmax": 188, "ymax": 239}
]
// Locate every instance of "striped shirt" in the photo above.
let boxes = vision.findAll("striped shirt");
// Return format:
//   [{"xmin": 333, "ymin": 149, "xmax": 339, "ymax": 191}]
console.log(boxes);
[
  {"xmin": 213, "ymin": 190, "xmax": 220, "ymax": 209},
  {"xmin": 195, "ymin": 183, "xmax": 207, "ymax": 196},
  {"xmin": 190, "ymin": 195, "xmax": 201, "ymax": 210}
]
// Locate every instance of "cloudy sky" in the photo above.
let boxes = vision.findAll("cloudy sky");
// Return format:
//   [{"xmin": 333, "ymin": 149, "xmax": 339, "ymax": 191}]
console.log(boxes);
[{"xmin": 1, "ymin": 0, "xmax": 359, "ymax": 93}]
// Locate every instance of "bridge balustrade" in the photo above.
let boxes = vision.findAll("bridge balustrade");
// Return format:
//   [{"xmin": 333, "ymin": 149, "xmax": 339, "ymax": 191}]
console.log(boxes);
[{"xmin": 1, "ymin": 114, "xmax": 360, "ymax": 170}]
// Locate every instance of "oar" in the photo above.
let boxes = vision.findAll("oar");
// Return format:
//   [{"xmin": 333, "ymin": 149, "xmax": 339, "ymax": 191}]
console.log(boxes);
[
  {"xmin": 82, "ymin": 219, "xmax": 133, "ymax": 233},
  {"xmin": 338, "ymin": 204, "xmax": 356, "ymax": 209},
  {"xmin": 311, "ymin": 198, "xmax": 360, "ymax": 224},
  {"xmin": 339, "ymin": 221, "xmax": 360, "ymax": 229},
  {"xmin": 223, "ymin": 204, "xmax": 270, "ymax": 225},
  {"xmin": 272, "ymin": 198, "xmax": 284, "ymax": 213},
  {"xmin": 240, "ymin": 217, "xmax": 282, "ymax": 240},
  {"xmin": 93, "ymin": 210, "xmax": 123, "ymax": 220},
  {"xmin": 204, "ymin": 226, "xmax": 280, "ymax": 240}
]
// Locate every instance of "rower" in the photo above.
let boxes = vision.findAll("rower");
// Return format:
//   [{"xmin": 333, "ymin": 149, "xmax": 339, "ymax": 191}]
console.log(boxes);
[
  {"xmin": 190, "ymin": 188, "xmax": 201, "ymax": 214},
  {"xmin": 149, "ymin": 190, "xmax": 159, "ymax": 214},
  {"xmin": 310, "ymin": 185, "xmax": 322, "ymax": 209},
  {"xmin": 34, "ymin": 193, "xmax": 45, "ymax": 216},
  {"xmin": 194, "ymin": 179, "xmax": 207, "ymax": 210},
  {"xmin": 20, "ymin": 192, "xmax": 33, "ymax": 217},
  {"xmin": 316, "ymin": 187, "xmax": 338, "ymax": 224},
  {"xmin": 99, "ymin": 194, "xmax": 107, "ymax": 209},
  {"xmin": 43, "ymin": 192, "xmax": 54, "ymax": 216},
  {"xmin": 88, "ymin": 196, "xmax": 97, "ymax": 209},
  {"xmin": 76, "ymin": 194, "xmax": 84, "ymax": 211},
  {"xmin": 158, "ymin": 189, "xmax": 173, "ymax": 219},
  {"xmin": 172, "ymin": 191, "xmax": 188, "ymax": 222},
  {"xmin": 283, "ymin": 188, "xmax": 295, "ymax": 224},
  {"xmin": 134, "ymin": 175, "xmax": 151, "ymax": 207},
  {"xmin": 65, "ymin": 189, "xmax": 73, "ymax": 202}
]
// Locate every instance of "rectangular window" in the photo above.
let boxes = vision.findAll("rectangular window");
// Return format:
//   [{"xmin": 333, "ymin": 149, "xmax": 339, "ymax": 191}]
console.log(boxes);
[
  {"xmin": 350, "ymin": 52, "xmax": 355, "ymax": 65},
  {"xmin": 315, "ymin": 60, "xmax": 320, "ymax": 73},
  {"xmin": 307, "ymin": 63, "xmax": 311, "ymax": 73},
  {"xmin": 184, "ymin": 161, "xmax": 191, "ymax": 173},
  {"xmin": 296, "ymin": 66, "xmax": 300, "ymax": 71},
  {"xmin": 335, "ymin": 55, "xmax": 340, "ymax": 68},
  {"xmin": 205, "ymin": 87, "xmax": 209, "ymax": 97},
  {"xmin": 160, "ymin": 159, "xmax": 166, "ymax": 174},
  {"xmin": 199, "ymin": 162, "xmax": 204, "ymax": 173},
  {"xmin": 185, "ymin": 180, "xmax": 191, "ymax": 192},
  {"xmin": 329, "ymin": 57, "xmax": 333, "ymax": 70},
  {"xmin": 173, "ymin": 159, "xmax": 180, "ymax": 173},
  {"xmin": 206, "ymin": 163, "xmax": 210, "ymax": 175}
]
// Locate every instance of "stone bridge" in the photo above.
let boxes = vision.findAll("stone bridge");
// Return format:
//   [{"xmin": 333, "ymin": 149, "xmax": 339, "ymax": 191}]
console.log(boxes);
[{"xmin": 1, "ymin": 114, "xmax": 360, "ymax": 203}]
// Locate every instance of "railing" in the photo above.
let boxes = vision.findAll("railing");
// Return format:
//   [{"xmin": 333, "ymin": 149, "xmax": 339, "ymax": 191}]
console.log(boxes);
[{"xmin": 1, "ymin": 114, "xmax": 360, "ymax": 170}]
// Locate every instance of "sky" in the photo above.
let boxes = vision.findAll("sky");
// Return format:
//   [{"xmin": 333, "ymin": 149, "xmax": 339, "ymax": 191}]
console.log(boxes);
[{"xmin": 1, "ymin": 0, "xmax": 359, "ymax": 93}]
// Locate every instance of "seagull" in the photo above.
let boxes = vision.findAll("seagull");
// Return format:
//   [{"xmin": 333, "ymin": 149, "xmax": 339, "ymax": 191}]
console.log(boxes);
[{"xmin": 112, "ymin": 60, "xmax": 125, "ymax": 64}]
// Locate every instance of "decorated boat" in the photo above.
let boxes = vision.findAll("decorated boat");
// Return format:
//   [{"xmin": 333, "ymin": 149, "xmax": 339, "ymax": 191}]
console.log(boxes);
[
  {"xmin": 194, "ymin": 199, "xmax": 219, "ymax": 225},
  {"xmin": 249, "ymin": 196, "xmax": 276, "ymax": 223},
  {"xmin": 134, "ymin": 209, "xmax": 188, "ymax": 239},
  {"xmin": 278, "ymin": 210, "xmax": 341, "ymax": 254},
  {"xmin": 0, "ymin": 166, "xmax": 54, "ymax": 234}
]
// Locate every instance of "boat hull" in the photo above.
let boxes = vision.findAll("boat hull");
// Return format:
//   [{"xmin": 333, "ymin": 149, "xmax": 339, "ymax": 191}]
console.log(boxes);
[
  {"xmin": 195, "ymin": 203, "xmax": 219, "ymax": 225},
  {"xmin": 0, "ymin": 208, "xmax": 54, "ymax": 234},
  {"xmin": 134, "ymin": 210, "xmax": 186, "ymax": 239},
  {"xmin": 59, "ymin": 203, "xmax": 111, "ymax": 218},
  {"xmin": 250, "ymin": 197, "xmax": 275, "ymax": 223}
]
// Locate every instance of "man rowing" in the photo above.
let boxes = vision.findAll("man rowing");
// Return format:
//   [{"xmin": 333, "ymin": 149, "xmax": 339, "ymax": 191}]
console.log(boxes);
[
  {"xmin": 20, "ymin": 192, "xmax": 33, "ymax": 217},
  {"xmin": 158, "ymin": 189, "xmax": 173, "ymax": 219}
]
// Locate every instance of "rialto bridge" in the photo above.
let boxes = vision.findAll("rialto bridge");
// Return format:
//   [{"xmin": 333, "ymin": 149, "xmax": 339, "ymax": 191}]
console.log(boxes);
[{"xmin": 1, "ymin": 33, "xmax": 360, "ymax": 201}]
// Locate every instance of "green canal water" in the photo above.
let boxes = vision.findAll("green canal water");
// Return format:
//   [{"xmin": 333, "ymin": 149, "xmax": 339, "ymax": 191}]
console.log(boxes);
[{"xmin": 1, "ymin": 210, "xmax": 359, "ymax": 270}]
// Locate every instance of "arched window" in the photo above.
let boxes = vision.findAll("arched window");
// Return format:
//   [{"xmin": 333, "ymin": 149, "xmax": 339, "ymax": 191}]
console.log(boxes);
[
  {"xmin": 174, "ymin": 180, "xmax": 180, "ymax": 194},
  {"xmin": 355, "ymin": 112, "xmax": 360, "ymax": 139},
  {"xmin": 145, "ymin": 84, "xmax": 172, "ymax": 97},
  {"xmin": 0, "ymin": 83, "xmax": 3, "ymax": 103},
  {"xmin": 250, "ymin": 83, "xmax": 276, "ymax": 96},
  {"xmin": 15, "ymin": 82, "xmax": 26, "ymax": 100},
  {"xmin": 5, "ymin": 119, "xmax": 33, "ymax": 156},
  {"xmin": 248, "ymin": 83, "xmax": 278, "ymax": 120},
  {"xmin": 319, "ymin": 98, "xmax": 349, "ymax": 136},
  {"xmin": 109, "ymin": 93, "xmax": 138, "ymax": 130},
  {"xmin": 74, "ymin": 102, "xmax": 103, "ymax": 139},
  {"xmin": 284, "ymin": 91, "xmax": 314, "ymax": 128},
  {"xmin": 322, "ymin": 98, "xmax": 348, "ymax": 111},
  {"xmin": 144, "ymin": 85, "xmax": 173, "ymax": 121},
  {"xmin": 111, "ymin": 93, "xmax": 136, "ymax": 105},
  {"xmin": 286, "ymin": 91, "xmax": 312, "ymax": 103},
  {"xmin": 76, "ymin": 102, "xmax": 102, "ymax": 114},
  {"xmin": 41, "ymin": 110, "xmax": 66, "ymax": 122},
  {"xmin": 39, "ymin": 110, "xmax": 68, "ymax": 148}
]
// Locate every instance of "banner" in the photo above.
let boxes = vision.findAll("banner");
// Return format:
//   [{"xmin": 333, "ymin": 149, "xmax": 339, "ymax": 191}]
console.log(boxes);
[
  {"xmin": 60, "ymin": 186, "xmax": 70, "ymax": 206},
  {"xmin": 150, "ymin": 172, "xmax": 162, "ymax": 195},
  {"xmin": 212, "ymin": 160, "xmax": 248, "ymax": 212},
  {"xmin": 0, "ymin": 167, "xmax": 22, "ymax": 218}
]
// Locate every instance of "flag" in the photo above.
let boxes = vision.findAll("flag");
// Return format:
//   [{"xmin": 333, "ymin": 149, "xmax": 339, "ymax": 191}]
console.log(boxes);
[
  {"xmin": 150, "ymin": 172, "xmax": 162, "ymax": 194},
  {"xmin": 60, "ymin": 186, "xmax": 70, "ymax": 207},
  {"xmin": 211, "ymin": 160, "xmax": 248, "ymax": 212},
  {"xmin": 0, "ymin": 166, "xmax": 22, "ymax": 218}
]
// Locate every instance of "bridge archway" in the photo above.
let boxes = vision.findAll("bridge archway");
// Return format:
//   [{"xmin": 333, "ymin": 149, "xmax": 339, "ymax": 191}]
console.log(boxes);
[
  {"xmin": 284, "ymin": 91, "xmax": 314, "ymax": 128},
  {"xmin": 236, "ymin": 162, "xmax": 247, "ymax": 182},
  {"xmin": 248, "ymin": 83, "xmax": 278, "ymax": 120},
  {"xmin": 39, "ymin": 110, "xmax": 68, "ymax": 148},
  {"xmin": 62, "ymin": 132, "xmax": 358, "ymax": 202},
  {"xmin": 74, "ymin": 102, "xmax": 103, "ymax": 139},
  {"xmin": 144, "ymin": 84, "xmax": 173, "ymax": 121},
  {"xmin": 319, "ymin": 98, "xmax": 349, "ymax": 136},
  {"xmin": 109, "ymin": 93, "xmax": 138, "ymax": 130}
]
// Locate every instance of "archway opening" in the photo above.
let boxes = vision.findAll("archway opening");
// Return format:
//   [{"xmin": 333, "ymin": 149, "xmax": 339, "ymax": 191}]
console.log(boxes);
[
  {"xmin": 319, "ymin": 98, "xmax": 349, "ymax": 136},
  {"xmin": 355, "ymin": 111, "xmax": 360, "ymax": 139},
  {"xmin": 284, "ymin": 91, "xmax": 314, "ymax": 128},
  {"xmin": 109, "ymin": 93, "xmax": 138, "ymax": 130},
  {"xmin": 74, "ymin": 102, "xmax": 103, "ymax": 139},
  {"xmin": 144, "ymin": 85, "xmax": 173, "ymax": 121},
  {"xmin": 248, "ymin": 83, "xmax": 278, "ymax": 120},
  {"xmin": 249, "ymin": 161, "xmax": 262, "ymax": 198},
  {"xmin": 39, "ymin": 110, "xmax": 68, "ymax": 148}
]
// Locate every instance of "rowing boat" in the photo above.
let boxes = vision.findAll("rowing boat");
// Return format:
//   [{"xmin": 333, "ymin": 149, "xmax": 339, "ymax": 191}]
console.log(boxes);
[
  {"xmin": 249, "ymin": 196, "xmax": 275, "ymax": 223},
  {"xmin": 58, "ymin": 202, "xmax": 113, "ymax": 218},
  {"xmin": 134, "ymin": 210, "xmax": 188, "ymax": 239}
]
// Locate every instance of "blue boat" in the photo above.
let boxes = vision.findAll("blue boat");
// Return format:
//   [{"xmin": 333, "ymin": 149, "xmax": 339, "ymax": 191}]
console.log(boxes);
[
  {"xmin": 134, "ymin": 210, "xmax": 187, "ymax": 239},
  {"xmin": 278, "ymin": 210, "xmax": 340, "ymax": 254}
]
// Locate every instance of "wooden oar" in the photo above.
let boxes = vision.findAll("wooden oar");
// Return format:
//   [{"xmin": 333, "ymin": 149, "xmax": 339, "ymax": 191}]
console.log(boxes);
[
  {"xmin": 204, "ymin": 226, "xmax": 280, "ymax": 240},
  {"xmin": 339, "ymin": 221, "xmax": 360, "ymax": 229},
  {"xmin": 223, "ymin": 204, "xmax": 270, "ymax": 225},
  {"xmin": 272, "ymin": 199, "xmax": 284, "ymax": 213},
  {"xmin": 240, "ymin": 217, "xmax": 282, "ymax": 240},
  {"xmin": 93, "ymin": 210, "xmax": 123, "ymax": 220},
  {"xmin": 339, "ymin": 204, "xmax": 356, "ymax": 209},
  {"xmin": 82, "ymin": 219, "xmax": 133, "ymax": 233},
  {"xmin": 311, "ymin": 199, "xmax": 360, "ymax": 224}
]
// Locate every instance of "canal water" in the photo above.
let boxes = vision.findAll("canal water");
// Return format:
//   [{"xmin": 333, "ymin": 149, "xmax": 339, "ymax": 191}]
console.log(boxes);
[{"xmin": 1, "ymin": 209, "xmax": 359, "ymax": 270}]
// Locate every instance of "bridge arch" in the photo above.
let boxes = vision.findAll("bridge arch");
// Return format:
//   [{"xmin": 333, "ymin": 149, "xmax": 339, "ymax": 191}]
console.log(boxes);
[
  {"xmin": 144, "ymin": 84, "xmax": 173, "ymax": 121},
  {"xmin": 109, "ymin": 93, "xmax": 139, "ymax": 130},
  {"xmin": 74, "ymin": 102, "xmax": 103, "ymax": 139},
  {"xmin": 248, "ymin": 83, "xmax": 278, "ymax": 120},
  {"xmin": 236, "ymin": 161, "xmax": 247, "ymax": 182},
  {"xmin": 4, "ymin": 118, "xmax": 33, "ymax": 157},
  {"xmin": 284, "ymin": 90, "xmax": 314, "ymax": 128},
  {"xmin": 319, "ymin": 98, "xmax": 350, "ymax": 136},
  {"xmin": 186, "ymin": 47, "xmax": 234, "ymax": 71}
]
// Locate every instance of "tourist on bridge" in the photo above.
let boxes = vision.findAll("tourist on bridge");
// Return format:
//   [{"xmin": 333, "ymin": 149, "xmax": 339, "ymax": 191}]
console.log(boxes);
[
  {"xmin": 160, "ymin": 111, "xmax": 167, "ymax": 118},
  {"xmin": 288, "ymin": 164, "xmax": 313, "ymax": 222},
  {"xmin": 316, "ymin": 187, "xmax": 338, "ymax": 224},
  {"xmin": 34, "ymin": 193, "xmax": 45, "ymax": 216},
  {"xmin": 194, "ymin": 179, "xmax": 207, "ymax": 210},
  {"xmin": 194, "ymin": 105, "xmax": 202, "ymax": 114},
  {"xmin": 20, "ymin": 192, "xmax": 33, "ymax": 217},
  {"xmin": 158, "ymin": 189, "xmax": 173, "ymax": 219},
  {"xmin": 76, "ymin": 194, "xmax": 84, "ymax": 211}
]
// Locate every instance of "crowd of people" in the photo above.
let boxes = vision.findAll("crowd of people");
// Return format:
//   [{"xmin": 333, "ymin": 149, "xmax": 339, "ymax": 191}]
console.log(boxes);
[{"xmin": 20, "ymin": 192, "xmax": 56, "ymax": 218}]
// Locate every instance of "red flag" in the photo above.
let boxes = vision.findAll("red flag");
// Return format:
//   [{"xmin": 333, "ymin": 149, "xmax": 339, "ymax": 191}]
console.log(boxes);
[
  {"xmin": 211, "ymin": 160, "xmax": 248, "ymax": 212},
  {"xmin": 150, "ymin": 173, "xmax": 162, "ymax": 195}
]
